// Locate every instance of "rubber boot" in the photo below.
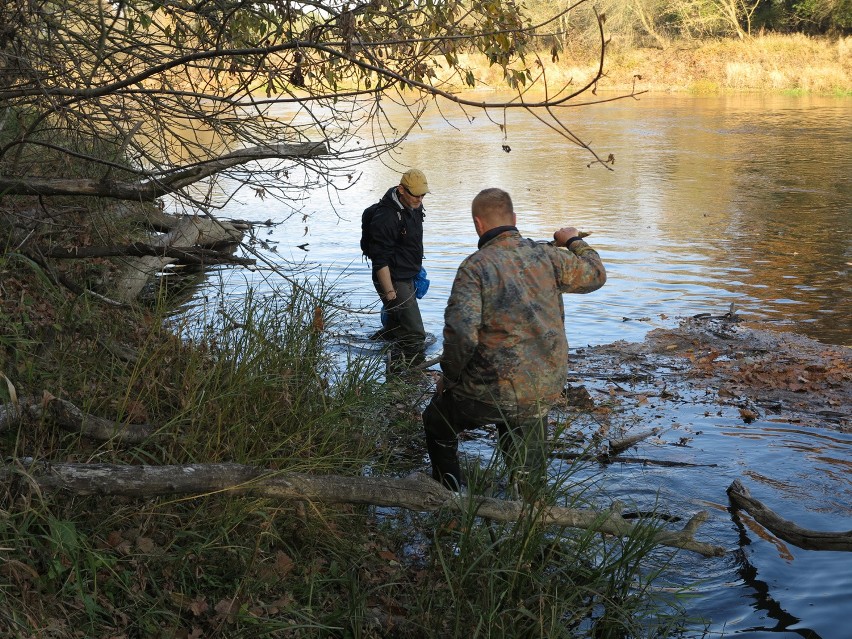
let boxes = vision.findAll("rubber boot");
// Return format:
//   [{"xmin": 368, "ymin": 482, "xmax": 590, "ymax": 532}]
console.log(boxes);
[{"xmin": 425, "ymin": 437, "xmax": 464, "ymax": 491}]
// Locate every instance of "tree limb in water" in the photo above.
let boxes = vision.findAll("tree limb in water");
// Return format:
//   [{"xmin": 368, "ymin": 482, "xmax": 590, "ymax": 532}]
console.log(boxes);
[
  {"xmin": 607, "ymin": 428, "xmax": 661, "ymax": 456},
  {"xmin": 113, "ymin": 215, "xmax": 245, "ymax": 302},
  {"xmin": 551, "ymin": 450, "xmax": 717, "ymax": 468},
  {"xmin": 727, "ymin": 479, "xmax": 852, "ymax": 552},
  {"xmin": 2, "ymin": 461, "xmax": 725, "ymax": 557},
  {"xmin": 41, "ymin": 242, "xmax": 254, "ymax": 266}
]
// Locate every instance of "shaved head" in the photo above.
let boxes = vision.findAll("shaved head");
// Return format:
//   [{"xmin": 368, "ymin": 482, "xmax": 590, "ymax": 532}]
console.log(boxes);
[{"xmin": 471, "ymin": 188, "xmax": 515, "ymax": 231}]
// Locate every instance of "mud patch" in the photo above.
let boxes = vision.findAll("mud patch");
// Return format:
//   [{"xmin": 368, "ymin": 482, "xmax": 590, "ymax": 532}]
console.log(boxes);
[{"xmin": 563, "ymin": 316, "xmax": 851, "ymax": 434}]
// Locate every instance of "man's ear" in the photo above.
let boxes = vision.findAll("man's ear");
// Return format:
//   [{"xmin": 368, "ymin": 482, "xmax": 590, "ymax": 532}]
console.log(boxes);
[{"xmin": 473, "ymin": 215, "xmax": 485, "ymax": 237}]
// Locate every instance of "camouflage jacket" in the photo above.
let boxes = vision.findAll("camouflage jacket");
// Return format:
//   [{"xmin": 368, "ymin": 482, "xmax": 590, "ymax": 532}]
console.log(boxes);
[{"xmin": 441, "ymin": 229, "xmax": 606, "ymax": 413}]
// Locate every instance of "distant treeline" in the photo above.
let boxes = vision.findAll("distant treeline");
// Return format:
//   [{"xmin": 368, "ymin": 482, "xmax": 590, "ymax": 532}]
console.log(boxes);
[{"xmin": 532, "ymin": 0, "xmax": 850, "ymax": 50}]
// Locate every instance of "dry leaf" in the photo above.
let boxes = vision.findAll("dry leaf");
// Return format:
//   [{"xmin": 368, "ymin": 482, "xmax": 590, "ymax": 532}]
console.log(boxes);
[
  {"xmin": 739, "ymin": 408, "xmax": 758, "ymax": 423},
  {"xmin": 274, "ymin": 551, "xmax": 294, "ymax": 578}
]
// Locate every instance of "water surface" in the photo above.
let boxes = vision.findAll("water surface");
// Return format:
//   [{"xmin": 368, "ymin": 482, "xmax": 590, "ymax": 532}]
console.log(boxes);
[{"xmin": 190, "ymin": 93, "xmax": 852, "ymax": 638}]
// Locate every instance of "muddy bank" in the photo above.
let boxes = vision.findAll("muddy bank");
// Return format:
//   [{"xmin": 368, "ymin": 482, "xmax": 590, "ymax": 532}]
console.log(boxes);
[{"xmin": 564, "ymin": 316, "xmax": 851, "ymax": 434}]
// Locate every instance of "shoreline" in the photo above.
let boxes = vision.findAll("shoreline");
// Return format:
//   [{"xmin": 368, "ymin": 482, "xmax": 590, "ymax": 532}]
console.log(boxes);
[{"xmin": 449, "ymin": 33, "xmax": 851, "ymax": 97}]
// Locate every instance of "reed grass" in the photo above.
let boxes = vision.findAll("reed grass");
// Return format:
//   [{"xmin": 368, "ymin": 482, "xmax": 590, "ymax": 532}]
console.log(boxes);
[
  {"xmin": 1, "ymin": 261, "xmax": 697, "ymax": 637},
  {"xmin": 445, "ymin": 34, "xmax": 851, "ymax": 95}
]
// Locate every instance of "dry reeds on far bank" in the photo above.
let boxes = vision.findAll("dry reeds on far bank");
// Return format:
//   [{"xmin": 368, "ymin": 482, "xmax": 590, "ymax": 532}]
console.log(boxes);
[{"xmin": 450, "ymin": 34, "xmax": 851, "ymax": 96}]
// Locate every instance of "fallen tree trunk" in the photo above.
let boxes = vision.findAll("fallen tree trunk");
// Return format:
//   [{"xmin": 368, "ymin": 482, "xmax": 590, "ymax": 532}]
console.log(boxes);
[
  {"xmin": 114, "ymin": 215, "xmax": 244, "ymax": 302},
  {"xmin": 727, "ymin": 479, "xmax": 852, "ymax": 552},
  {"xmin": 2, "ymin": 461, "xmax": 726, "ymax": 557}
]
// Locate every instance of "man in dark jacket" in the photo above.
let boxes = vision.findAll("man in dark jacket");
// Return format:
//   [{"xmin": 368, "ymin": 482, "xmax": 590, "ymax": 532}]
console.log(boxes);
[
  {"xmin": 366, "ymin": 169, "xmax": 429, "ymax": 365},
  {"xmin": 422, "ymin": 187, "xmax": 606, "ymax": 492}
]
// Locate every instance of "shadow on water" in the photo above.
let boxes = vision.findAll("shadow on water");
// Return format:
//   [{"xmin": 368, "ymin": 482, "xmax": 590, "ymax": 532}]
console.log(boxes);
[{"xmin": 729, "ymin": 522, "xmax": 823, "ymax": 639}]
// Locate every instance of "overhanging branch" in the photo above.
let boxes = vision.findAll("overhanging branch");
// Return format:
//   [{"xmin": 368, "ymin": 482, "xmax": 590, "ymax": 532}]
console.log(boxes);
[{"xmin": 0, "ymin": 142, "xmax": 329, "ymax": 200}]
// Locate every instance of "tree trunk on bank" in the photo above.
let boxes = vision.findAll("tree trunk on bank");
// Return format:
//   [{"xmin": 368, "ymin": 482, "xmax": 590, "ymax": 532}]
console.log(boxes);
[{"xmin": 2, "ymin": 461, "xmax": 726, "ymax": 557}]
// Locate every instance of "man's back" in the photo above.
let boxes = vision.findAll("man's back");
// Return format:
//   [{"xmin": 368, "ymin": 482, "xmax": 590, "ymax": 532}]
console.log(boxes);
[{"xmin": 442, "ymin": 230, "xmax": 605, "ymax": 411}]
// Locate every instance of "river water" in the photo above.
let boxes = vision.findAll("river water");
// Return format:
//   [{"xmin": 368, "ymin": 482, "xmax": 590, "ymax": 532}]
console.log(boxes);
[{"xmin": 192, "ymin": 93, "xmax": 851, "ymax": 638}]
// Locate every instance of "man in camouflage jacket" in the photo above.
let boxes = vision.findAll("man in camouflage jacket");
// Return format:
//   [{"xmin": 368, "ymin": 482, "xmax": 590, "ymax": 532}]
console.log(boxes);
[{"xmin": 422, "ymin": 188, "xmax": 606, "ymax": 492}]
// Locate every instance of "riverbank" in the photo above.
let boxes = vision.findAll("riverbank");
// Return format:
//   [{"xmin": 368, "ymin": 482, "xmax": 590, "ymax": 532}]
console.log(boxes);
[
  {"xmin": 456, "ymin": 33, "xmax": 851, "ymax": 95},
  {"xmin": 0, "ymin": 253, "xmax": 700, "ymax": 637}
]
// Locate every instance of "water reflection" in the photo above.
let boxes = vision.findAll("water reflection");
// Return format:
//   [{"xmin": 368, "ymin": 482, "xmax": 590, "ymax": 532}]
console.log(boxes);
[{"xmin": 204, "ymin": 92, "xmax": 850, "ymax": 347}]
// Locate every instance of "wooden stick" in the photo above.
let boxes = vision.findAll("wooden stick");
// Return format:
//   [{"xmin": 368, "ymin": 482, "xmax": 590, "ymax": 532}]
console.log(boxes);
[
  {"xmin": 727, "ymin": 479, "xmax": 852, "ymax": 552},
  {"xmin": 0, "ymin": 395, "xmax": 154, "ymax": 443}
]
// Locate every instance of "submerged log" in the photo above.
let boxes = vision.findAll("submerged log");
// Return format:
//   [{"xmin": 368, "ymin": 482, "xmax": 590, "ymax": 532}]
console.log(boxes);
[
  {"xmin": 606, "ymin": 428, "xmax": 661, "ymax": 456},
  {"xmin": 2, "ymin": 461, "xmax": 726, "ymax": 557},
  {"xmin": 114, "ymin": 215, "xmax": 244, "ymax": 302},
  {"xmin": 727, "ymin": 479, "xmax": 852, "ymax": 552}
]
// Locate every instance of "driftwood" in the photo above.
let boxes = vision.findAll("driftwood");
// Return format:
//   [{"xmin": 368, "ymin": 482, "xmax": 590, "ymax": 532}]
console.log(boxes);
[
  {"xmin": 607, "ymin": 428, "xmax": 660, "ymax": 456},
  {"xmin": 551, "ymin": 450, "xmax": 717, "ymax": 468},
  {"xmin": 114, "ymin": 215, "xmax": 244, "ymax": 302},
  {"xmin": 0, "ymin": 395, "xmax": 154, "ymax": 444},
  {"xmin": 2, "ymin": 461, "xmax": 726, "ymax": 557},
  {"xmin": 727, "ymin": 479, "xmax": 852, "ymax": 552},
  {"xmin": 42, "ymin": 242, "xmax": 255, "ymax": 266},
  {"xmin": 549, "ymin": 428, "xmax": 712, "ymax": 468},
  {"xmin": 0, "ymin": 142, "xmax": 328, "ymax": 201}
]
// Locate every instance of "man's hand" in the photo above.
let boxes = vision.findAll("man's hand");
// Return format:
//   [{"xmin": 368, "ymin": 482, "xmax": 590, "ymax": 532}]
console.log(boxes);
[
  {"xmin": 376, "ymin": 265, "xmax": 396, "ymax": 302},
  {"xmin": 553, "ymin": 227, "xmax": 580, "ymax": 247}
]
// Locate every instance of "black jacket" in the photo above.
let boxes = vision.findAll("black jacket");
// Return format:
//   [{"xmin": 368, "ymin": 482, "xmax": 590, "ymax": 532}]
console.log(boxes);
[{"xmin": 367, "ymin": 186, "xmax": 424, "ymax": 280}]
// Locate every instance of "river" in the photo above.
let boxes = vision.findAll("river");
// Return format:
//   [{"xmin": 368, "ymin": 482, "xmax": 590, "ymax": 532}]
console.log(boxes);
[{"xmin": 189, "ymin": 93, "xmax": 851, "ymax": 638}]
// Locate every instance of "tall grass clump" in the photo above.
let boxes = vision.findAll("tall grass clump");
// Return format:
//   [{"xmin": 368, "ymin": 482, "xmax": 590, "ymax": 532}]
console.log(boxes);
[
  {"xmin": 365, "ymin": 417, "xmax": 699, "ymax": 639},
  {"xmin": 0, "ymin": 272, "xmax": 419, "ymax": 637},
  {"xmin": 152, "ymin": 280, "xmax": 391, "ymax": 469}
]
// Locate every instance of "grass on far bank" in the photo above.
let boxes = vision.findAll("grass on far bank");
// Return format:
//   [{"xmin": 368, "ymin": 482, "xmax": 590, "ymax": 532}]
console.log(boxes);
[{"xmin": 451, "ymin": 33, "xmax": 851, "ymax": 96}]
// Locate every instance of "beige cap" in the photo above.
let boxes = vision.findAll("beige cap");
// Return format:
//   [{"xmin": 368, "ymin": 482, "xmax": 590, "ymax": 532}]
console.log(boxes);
[{"xmin": 400, "ymin": 169, "xmax": 429, "ymax": 197}]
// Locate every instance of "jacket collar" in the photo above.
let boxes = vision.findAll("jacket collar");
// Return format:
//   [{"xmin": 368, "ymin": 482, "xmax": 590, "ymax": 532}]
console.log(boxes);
[{"xmin": 478, "ymin": 225, "xmax": 517, "ymax": 249}]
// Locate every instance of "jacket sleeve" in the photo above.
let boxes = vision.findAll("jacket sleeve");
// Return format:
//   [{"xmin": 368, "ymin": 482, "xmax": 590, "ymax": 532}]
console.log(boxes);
[
  {"xmin": 441, "ymin": 261, "xmax": 482, "ymax": 384},
  {"xmin": 368, "ymin": 208, "xmax": 400, "ymax": 271},
  {"xmin": 551, "ymin": 241, "xmax": 607, "ymax": 294}
]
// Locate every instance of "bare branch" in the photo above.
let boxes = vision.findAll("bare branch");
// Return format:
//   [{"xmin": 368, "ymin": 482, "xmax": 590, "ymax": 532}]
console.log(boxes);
[{"xmin": 727, "ymin": 479, "xmax": 852, "ymax": 552}]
